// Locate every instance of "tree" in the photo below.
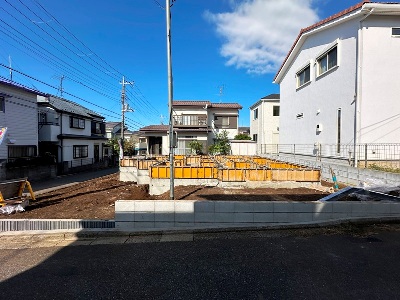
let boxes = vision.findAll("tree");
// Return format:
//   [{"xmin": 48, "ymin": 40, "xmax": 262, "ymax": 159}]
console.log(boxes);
[
  {"xmin": 124, "ymin": 136, "xmax": 139, "ymax": 156},
  {"xmin": 234, "ymin": 133, "xmax": 252, "ymax": 140},
  {"xmin": 208, "ymin": 130, "xmax": 231, "ymax": 155},
  {"xmin": 188, "ymin": 140, "xmax": 203, "ymax": 155}
]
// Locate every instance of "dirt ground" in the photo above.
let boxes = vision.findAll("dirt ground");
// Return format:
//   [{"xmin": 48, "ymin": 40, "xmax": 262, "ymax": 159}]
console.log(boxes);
[{"xmin": 0, "ymin": 172, "xmax": 331, "ymax": 220}]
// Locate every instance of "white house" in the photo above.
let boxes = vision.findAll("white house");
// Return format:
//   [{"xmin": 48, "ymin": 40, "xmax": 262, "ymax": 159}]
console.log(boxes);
[
  {"xmin": 273, "ymin": 1, "xmax": 400, "ymax": 163},
  {"xmin": 249, "ymin": 94, "xmax": 280, "ymax": 153},
  {"xmin": 38, "ymin": 95, "xmax": 108, "ymax": 171},
  {"xmin": 0, "ymin": 79, "xmax": 45, "ymax": 163},
  {"xmin": 139, "ymin": 100, "xmax": 242, "ymax": 155}
]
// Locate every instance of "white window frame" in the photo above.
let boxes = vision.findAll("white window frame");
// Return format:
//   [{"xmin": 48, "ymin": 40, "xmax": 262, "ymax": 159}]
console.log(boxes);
[
  {"xmin": 316, "ymin": 42, "xmax": 338, "ymax": 77},
  {"xmin": 253, "ymin": 108, "xmax": 258, "ymax": 120},
  {"xmin": 296, "ymin": 64, "xmax": 311, "ymax": 88}
]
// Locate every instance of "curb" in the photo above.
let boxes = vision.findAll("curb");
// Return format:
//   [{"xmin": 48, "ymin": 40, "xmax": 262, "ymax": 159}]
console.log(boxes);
[{"xmin": 1, "ymin": 217, "xmax": 400, "ymax": 249}]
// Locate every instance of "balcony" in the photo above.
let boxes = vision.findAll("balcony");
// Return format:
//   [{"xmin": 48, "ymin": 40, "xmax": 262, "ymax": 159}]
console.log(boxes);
[
  {"xmin": 38, "ymin": 123, "xmax": 60, "ymax": 142},
  {"xmin": 173, "ymin": 115, "xmax": 207, "ymax": 127}
]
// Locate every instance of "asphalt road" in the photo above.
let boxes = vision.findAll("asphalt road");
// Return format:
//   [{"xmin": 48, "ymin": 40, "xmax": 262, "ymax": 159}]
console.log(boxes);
[{"xmin": 1, "ymin": 228, "xmax": 400, "ymax": 299}]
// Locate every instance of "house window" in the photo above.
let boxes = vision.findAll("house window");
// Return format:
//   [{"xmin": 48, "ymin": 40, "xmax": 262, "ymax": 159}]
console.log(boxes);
[
  {"xmin": 73, "ymin": 145, "xmax": 88, "ymax": 158},
  {"xmin": 70, "ymin": 116, "xmax": 85, "ymax": 129},
  {"xmin": 254, "ymin": 108, "xmax": 258, "ymax": 120},
  {"xmin": 0, "ymin": 96, "xmax": 5, "ymax": 112},
  {"xmin": 8, "ymin": 145, "xmax": 37, "ymax": 158},
  {"xmin": 296, "ymin": 65, "xmax": 310, "ymax": 88},
  {"xmin": 253, "ymin": 134, "xmax": 258, "ymax": 142},
  {"xmin": 392, "ymin": 28, "xmax": 400, "ymax": 36},
  {"xmin": 222, "ymin": 117, "xmax": 229, "ymax": 127},
  {"xmin": 39, "ymin": 112, "xmax": 47, "ymax": 124},
  {"xmin": 317, "ymin": 46, "xmax": 337, "ymax": 76},
  {"xmin": 273, "ymin": 106, "xmax": 280, "ymax": 116}
]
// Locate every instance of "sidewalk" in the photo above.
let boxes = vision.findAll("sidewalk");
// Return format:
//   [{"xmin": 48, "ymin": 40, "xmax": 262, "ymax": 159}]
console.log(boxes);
[{"xmin": 29, "ymin": 167, "xmax": 119, "ymax": 195}]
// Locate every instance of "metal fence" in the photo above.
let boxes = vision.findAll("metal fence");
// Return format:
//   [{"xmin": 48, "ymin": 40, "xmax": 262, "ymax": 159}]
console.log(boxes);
[{"xmin": 258, "ymin": 143, "xmax": 400, "ymax": 169}]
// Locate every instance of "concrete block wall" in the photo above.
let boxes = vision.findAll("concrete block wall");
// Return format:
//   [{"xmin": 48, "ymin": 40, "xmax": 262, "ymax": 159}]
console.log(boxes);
[{"xmin": 115, "ymin": 200, "xmax": 400, "ymax": 230}]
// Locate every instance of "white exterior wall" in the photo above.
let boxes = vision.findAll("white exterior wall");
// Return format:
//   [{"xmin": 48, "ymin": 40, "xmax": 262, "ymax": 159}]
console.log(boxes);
[
  {"xmin": 279, "ymin": 19, "xmax": 359, "ymax": 149},
  {"xmin": 0, "ymin": 85, "xmax": 38, "ymax": 160},
  {"xmin": 250, "ymin": 100, "xmax": 280, "ymax": 147},
  {"xmin": 359, "ymin": 16, "xmax": 400, "ymax": 143}
]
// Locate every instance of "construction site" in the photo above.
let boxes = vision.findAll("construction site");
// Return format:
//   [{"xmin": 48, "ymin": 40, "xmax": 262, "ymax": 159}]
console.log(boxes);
[{"xmin": 120, "ymin": 155, "xmax": 324, "ymax": 195}]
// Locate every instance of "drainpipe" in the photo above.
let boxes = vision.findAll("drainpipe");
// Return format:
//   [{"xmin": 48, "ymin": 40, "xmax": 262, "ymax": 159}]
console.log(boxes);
[{"xmin": 354, "ymin": 8, "xmax": 374, "ymax": 168}]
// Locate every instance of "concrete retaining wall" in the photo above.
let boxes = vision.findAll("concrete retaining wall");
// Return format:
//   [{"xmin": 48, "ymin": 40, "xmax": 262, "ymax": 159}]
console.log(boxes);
[
  {"xmin": 115, "ymin": 200, "xmax": 400, "ymax": 230},
  {"xmin": 263, "ymin": 154, "xmax": 400, "ymax": 186},
  {"xmin": 149, "ymin": 178, "xmax": 219, "ymax": 195}
]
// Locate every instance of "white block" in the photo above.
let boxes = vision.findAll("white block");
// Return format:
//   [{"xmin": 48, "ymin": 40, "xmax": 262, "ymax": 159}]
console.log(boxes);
[
  {"xmin": 274, "ymin": 202, "xmax": 293, "ymax": 213},
  {"xmin": 175, "ymin": 201, "xmax": 194, "ymax": 213},
  {"xmin": 135, "ymin": 212, "xmax": 155, "ymax": 222},
  {"xmin": 155, "ymin": 201, "xmax": 175, "ymax": 212},
  {"xmin": 273, "ymin": 212, "xmax": 289, "ymax": 223},
  {"xmin": 134, "ymin": 222, "xmax": 155, "ymax": 228},
  {"xmin": 155, "ymin": 213, "xmax": 175, "ymax": 222},
  {"xmin": 292, "ymin": 203, "xmax": 314, "ymax": 213},
  {"xmin": 214, "ymin": 213, "xmax": 234, "ymax": 223},
  {"xmin": 194, "ymin": 201, "xmax": 215, "ymax": 213},
  {"xmin": 288, "ymin": 213, "xmax": 313, "ymax": 223},
  {"xmin": 115, "ymin": 201, "xmax": 135, "ymax": 212},
  {"xmin": 215, "ymin": 201, "xmax": 235, "ymax": 213},
  {"xmin": 234, "ymin": 213, "xmax": 253, "ymax": 223},
  {"xmin": 253, "ymin": 202, "xmax": 273, "ymax": 213},
  {"xmin": 234, "ymin": 202, "xmax": 253, "ymax": 213},
  {"xmin": 135, "ymin": 201, "xmax": 155, "ymax": 212},
  {"xmin": 253, "ymin": 213, "xmax": 274, "ymax": 223},
  {"xmin": 195, "ymin": 213, "xmax": 215, "ymax": 223},
  {"xmin": 115, "ymin": 212, "xmax": 135, "ymax": 222},
  {"xmin": 175, "ymin": 212, "xmax": 194, "ymax": 223}
]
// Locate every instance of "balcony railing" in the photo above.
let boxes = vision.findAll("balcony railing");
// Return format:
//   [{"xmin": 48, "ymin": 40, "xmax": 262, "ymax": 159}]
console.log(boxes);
[{"xmin": 173, "ymin": 115, "xmax": 207, "ymax": 126}]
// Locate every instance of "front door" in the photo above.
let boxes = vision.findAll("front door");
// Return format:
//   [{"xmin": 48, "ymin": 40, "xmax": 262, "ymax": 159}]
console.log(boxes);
[{"xmin": 94, "ymin": 144, "xmax": 100, "ymax": 162}]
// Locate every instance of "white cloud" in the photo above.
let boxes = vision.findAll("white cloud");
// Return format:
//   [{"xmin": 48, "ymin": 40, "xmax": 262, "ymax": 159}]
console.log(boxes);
[{"xmin": 205, "ymin": 0, "xmax": 319, "ymax": 75}]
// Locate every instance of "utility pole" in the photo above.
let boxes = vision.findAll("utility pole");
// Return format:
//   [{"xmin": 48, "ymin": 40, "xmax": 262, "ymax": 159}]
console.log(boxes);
[
  {"xmin": 166, "ymin": 0, "xmax": 175, "ymax": 200},
  {"xmin": 120, "ymin": 76, "xmax": 134, "ymax": 160}
]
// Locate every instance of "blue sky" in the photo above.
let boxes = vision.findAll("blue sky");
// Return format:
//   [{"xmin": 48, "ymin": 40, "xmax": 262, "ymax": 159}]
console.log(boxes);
[{"xmin": 0, "ymin": 0, "xmax": 367, "ymax": 130}]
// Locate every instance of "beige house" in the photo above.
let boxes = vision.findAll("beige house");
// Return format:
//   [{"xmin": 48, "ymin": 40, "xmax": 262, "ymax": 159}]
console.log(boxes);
[{"xmin": 139, "ymin": 100, "xmax": 242, "ymax": 155}]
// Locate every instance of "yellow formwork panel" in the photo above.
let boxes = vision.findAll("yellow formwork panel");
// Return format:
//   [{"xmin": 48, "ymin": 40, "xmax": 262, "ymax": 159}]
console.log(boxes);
[
  {"xmin": 271, "ymin": 169, "xmax": 320, "ymax": 182},
  {"xmin": 246, "ymin": 169, "xmax": 272, "ymax": 181},
  {"xmin": 218, "ymin": 169, "xmax": 245, "ymax": 182},
  {"xmin": 151, "ymin": 166, "xmax": 218, "ymax": 179}
]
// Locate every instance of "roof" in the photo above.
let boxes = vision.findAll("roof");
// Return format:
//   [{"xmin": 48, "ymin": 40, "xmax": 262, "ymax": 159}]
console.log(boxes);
[
  {"xmin": 250, "ymin": 93, "xmax": 280, "ymax": 110},
  {"xmin": 262, "ymin": 94, "xmax": 280, "ymax": 100},
  {"xmin": 173, "ymin": 100, "xmax": 242, "ymax": 109},
  {"xmin": 106, "ymin": 122, "xmax": 121, "ymax": 130},
  {"xmin": 38, "ymin": 95, "xmax": 104, "ymax": 119},
  {"xmin": 274, "ymin": 1, "xmax": 370, "ymax": 83},
  {"xmin": 0, "ymin": 78, "xmax": 46, "ymax": 96}
]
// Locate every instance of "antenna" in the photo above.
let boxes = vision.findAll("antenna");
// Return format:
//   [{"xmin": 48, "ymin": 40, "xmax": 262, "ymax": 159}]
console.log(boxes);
[
  {"xmin": 52, "ymin": 75, "xmax": 66, "ymax": 97},
  {"xmin": 218, "ymin": 84, "xmax": 225, "ymax": 103}
]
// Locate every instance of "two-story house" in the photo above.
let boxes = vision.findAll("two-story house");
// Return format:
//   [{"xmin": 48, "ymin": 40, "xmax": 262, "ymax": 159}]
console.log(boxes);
[
  {"xmin": 273, "ymin": 1, "xmax": 400, "ymax": 162},
  {"xmin": 38, "ymin": 95, "xmax": 108, "ymax": 171},
  {"xmin": 139, "ymin": 100, "xmax": 242, "ymax": 155},
  {"xmin": 249, "ymin": 94, "xmax": 280, "ymax": 153},
  {"xmin": 0, "ymin": 79, "xmax": 45, "ymax": 164}
]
